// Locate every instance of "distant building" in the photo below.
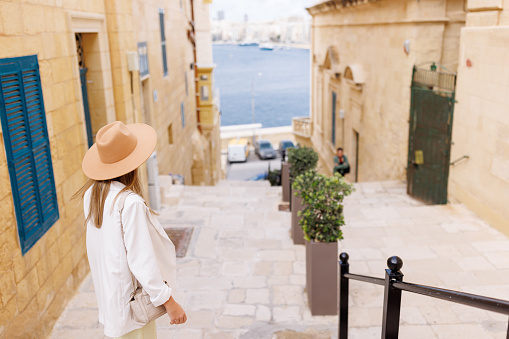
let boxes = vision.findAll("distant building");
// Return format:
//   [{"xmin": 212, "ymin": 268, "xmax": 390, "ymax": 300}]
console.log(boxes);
[
  {"xmin": 302, "ymin": 0, "xmax": 509, "ymax": 236},
  {"xmin": 211, "ymin": 16, "xmax": 311, "ymax": 44},
  {"xmin": 244, "ymin": 14, "xmax": 249, "ymax": 22},
  {"xmin": 0, "ymin": 0, "xmax": 220, "ymax": 337},
  {"xmin": 218, "ymin": 10, "xmax": 224, "ymax": 21}
]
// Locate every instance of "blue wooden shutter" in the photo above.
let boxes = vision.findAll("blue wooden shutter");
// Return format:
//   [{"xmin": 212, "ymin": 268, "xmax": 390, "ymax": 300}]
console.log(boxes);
[
  {"xmin": 332, "ymin": 91, "xmax": 337, "ymax": 145},
  {"xmin": 0, "ymin": 55, "xmax": 59, "ymax": 255}
]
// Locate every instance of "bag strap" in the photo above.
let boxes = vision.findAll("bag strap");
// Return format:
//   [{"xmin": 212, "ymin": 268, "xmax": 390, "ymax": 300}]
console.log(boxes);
[{"xmin": 118, "ymin": 191, "xmax": 139, "ymax": 295}]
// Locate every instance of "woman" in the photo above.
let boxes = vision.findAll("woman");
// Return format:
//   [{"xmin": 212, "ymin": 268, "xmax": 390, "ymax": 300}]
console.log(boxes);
[{"xmin": 73, "ymin": 121, "xmax": 186, "ymax": 338}]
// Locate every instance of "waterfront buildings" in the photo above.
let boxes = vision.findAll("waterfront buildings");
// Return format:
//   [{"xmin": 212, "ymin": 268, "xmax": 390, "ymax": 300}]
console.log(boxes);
[
  {"xmin": 211, "ymin": 16, "xmax": 311, "ymax": 45},
  {"xmin": 0, "ymin": 0, "xmax": 220, "ymax": 337},
  {"xmin": 303, "ymin": 0, "xmax": 509, "ymax": 236}
]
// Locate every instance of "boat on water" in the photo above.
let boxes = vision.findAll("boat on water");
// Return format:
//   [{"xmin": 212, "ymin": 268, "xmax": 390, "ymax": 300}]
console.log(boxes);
[
  {"xmin": 239, "ymin": 41, "xmax": 259, "ymax": 47},
  {"xmin": 259, "ymin": 43, "xmax": 275, "ymax": 51}
]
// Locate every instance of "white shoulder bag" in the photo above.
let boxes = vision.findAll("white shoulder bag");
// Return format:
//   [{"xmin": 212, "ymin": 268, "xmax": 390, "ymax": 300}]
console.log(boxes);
[{"xmin": 118, "ymin": 192, "xmax": 167, "ymax": 325}]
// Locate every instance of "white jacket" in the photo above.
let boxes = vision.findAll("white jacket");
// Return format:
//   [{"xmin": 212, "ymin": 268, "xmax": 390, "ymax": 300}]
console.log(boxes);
[{"xmin": 85, "ymin": 181, "xmax": 177, "ymax": 337}]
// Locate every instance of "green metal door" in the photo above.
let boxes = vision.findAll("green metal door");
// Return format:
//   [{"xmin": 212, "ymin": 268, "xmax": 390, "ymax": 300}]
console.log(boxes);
[{"xmin": 407, "ymin": 63, "xmax": 456, "ymax": 204}]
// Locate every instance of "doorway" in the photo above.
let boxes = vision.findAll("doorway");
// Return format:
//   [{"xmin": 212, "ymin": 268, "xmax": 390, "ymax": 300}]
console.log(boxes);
[
  {"xmin": 353, "ymin": 130, "xmax": 359, "ymax": 182},
  {"xmin": 76, "ymin": 33, "xmax": 93, "ymax": 148},
  {"xmin": 141, "ymin": 80, "xmax": 152, "ymax": 126},
  {"xmin": 407, "ymin": 63, "xmax": 456, "ymax": 204}
]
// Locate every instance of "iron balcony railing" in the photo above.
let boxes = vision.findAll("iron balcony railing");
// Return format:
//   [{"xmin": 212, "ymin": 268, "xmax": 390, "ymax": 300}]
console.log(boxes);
[
  {"xmin": 338, "ymin": 252, "xmax": 509, "ymax": 339},
  {"xmin": 292, "ymin": 117, "xmax": 313, "ymax": 138},
  {"xmin": 411, "ymin": 62, "xmax": 457, "ymax": 93}
]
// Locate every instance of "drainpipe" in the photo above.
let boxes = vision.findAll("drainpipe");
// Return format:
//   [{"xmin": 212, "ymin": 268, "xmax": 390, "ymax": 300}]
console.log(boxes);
[{"xmin": 189, "ymin": 0, "xmax": 202, "ymax": 133}]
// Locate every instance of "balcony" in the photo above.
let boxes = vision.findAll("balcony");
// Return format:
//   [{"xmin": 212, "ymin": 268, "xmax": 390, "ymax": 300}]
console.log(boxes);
[{"xmin": 292, "ymin": 117, "xmax": 313, "ymax": 138}]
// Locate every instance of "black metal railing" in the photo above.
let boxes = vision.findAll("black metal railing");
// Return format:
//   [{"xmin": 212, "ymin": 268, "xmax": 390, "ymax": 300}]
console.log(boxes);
[{"xmin": 338, "ymin": 252, "xmax": 509, "ymax": 339}]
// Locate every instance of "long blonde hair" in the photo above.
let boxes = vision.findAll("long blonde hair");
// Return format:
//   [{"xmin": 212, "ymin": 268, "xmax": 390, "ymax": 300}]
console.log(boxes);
[{"xmin": 72, "ymin": 168, "xmax": 156, "ymax": 228}]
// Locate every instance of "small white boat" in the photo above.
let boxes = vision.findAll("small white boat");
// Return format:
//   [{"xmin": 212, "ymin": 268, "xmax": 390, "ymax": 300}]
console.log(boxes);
[
  {"xmin": 239, "ymin": 41, "xmax": 259, "ymax": 47},
  {"xmin": 259, "ymin": 43, "xmax": 275, "ymax": 51}
]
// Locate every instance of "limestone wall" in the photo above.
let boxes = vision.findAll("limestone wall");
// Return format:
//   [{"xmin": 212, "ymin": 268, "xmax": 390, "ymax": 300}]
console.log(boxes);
[
  {"xmin": 308, "ymin": 0, "xmax": 465, "ymax": 182},
  {"xmin": 130, "ymin": 0, "xmax": 197, "ymax": 182},
  {"xmin": 449, "ymin": 0, "xmax": 509, "ymax": 236},
  {"xmin": 0, "ymin": 2, "xmax": 105, "ymax": 338},
  {"xmin": 0, "ymin": 0, "xmax": 215, "ymax": 337}
]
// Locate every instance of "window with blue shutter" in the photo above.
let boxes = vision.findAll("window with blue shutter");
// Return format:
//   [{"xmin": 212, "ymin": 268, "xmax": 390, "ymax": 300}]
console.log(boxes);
[
  {"xmin": 159, "ymin": 9, "xmax": 168, "ymax": 77},
  {"xmin": 332, "ymin": 91, "xmax": 337, "ymax": 145},
  {"xmin": 0, "ymin": 55, "xmax": 59, "ymax": 255}
]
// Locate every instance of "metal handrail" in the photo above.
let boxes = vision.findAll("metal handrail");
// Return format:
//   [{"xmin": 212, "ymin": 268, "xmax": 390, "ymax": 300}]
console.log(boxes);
[
  {"xmin": 392, "ymin": 281, "xmax": 509, "ymax": 316},
  {"xmin": 343, "ymin": 273, "xmax": 384, "ymax": 286},
  {"xmin": 338, "ymin": 252, "xmax": 509, "ymax": 339},
  {"xmin": 450, "ymin": 155, "xmax": 469, "ymax": 166}
]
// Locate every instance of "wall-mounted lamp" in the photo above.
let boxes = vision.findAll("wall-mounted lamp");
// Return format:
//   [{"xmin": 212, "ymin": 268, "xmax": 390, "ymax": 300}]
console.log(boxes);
[
  {"xmin": 403, "ymin": 40, "xmax": 410, "ymax": 55},
  {"xmin": 339, "ymin": 109, "xmax": 345, "ymax": 119}
]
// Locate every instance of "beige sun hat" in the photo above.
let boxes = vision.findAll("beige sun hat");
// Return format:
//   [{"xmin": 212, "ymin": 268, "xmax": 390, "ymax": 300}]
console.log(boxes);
[{"xmin": 82, "ymin": 121, "xmax": 157, "ymax": 180}]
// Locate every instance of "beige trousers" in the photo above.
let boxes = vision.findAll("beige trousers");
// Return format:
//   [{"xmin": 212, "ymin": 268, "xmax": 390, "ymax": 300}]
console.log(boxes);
[{"xmin": 115, "ymin": 321, "xmax": 157, "ymax": 339}]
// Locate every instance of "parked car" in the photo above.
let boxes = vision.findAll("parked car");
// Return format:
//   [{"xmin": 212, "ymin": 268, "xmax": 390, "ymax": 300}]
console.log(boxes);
[
  {"xmin": 279, "ymin": 139, "xmax": 295, "ymax": 157},
  {"xmin": 255, "ymin": 139, "xmax": 277, "ymax": 160},
  {"xmin": 227, "ymin": 138, "xmax": 249, "ymax": 163}
]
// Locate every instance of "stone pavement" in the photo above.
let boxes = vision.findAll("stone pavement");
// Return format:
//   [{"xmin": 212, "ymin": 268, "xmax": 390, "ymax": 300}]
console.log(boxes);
[{"xmin": 49, "ymin": 180, "xmax": 509, "ymax": 338}]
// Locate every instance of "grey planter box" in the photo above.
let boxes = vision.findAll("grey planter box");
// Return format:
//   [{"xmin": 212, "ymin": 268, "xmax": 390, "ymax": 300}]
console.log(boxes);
[
  {"xmin": 282, "ymin": 162, "xmax": 290, "ymax": 203},
  {"xmin": 291, "ymin": 190, "xmax": 305, "ymax": 245},
  {"xmin": 306, "ymin": 240, "xmax": 338, "ymax": 316}
]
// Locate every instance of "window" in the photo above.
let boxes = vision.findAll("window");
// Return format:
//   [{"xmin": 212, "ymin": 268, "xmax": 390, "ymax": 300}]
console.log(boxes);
[
  {"xmin": 138, "ymin": 41, "xmax": 149, "ymax": 78},
  {"xmin": 0, "ymin": 55, "xmax": 59, "ymax": 255},
  {"xmin": 185, "ymin": 72, "xmax": 188, "ymax": 96},
  {"xmin": 200, "ymin": 85, "xmax": 209, "ymax": 101},
  {"xmin": 159, "ymin": 9, "xmax": 168, "ymax": 76},
  {"xmin": 332, "ymin": 91, "xmax": 337, "ymax": 145},
  {"xmin": 167, "ymin": 123, "xmax": 173, "ymax": 144},
  {"xmin": 180, "ymin": 102, "xmax": 185, "ymax": 127}
]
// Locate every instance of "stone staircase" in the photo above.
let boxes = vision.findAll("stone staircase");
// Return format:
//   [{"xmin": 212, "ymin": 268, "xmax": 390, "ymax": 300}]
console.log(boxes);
[{"xmin": 50, "ymin": 180, "xmax": 509, "ymax": 339}]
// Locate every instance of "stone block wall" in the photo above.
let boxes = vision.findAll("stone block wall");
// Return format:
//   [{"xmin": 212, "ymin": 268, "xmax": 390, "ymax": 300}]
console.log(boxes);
[
  {"xmin": 449, "ymin": 1, "xmax": 509, "ymax": 236},
  {"xmin": 308, "ymin": 0, "xmax": 465, "ymax": 182},
  {"xmin": 0, "ymin": 0, "xmax": 218, "ymax": 337},
  {"xmin": 130, "ymin": 0, "xmax": 196, "ymax": 183},
  {"xmin": 0, "ymin": 2, "xmax": 105, "ymax": 338}
]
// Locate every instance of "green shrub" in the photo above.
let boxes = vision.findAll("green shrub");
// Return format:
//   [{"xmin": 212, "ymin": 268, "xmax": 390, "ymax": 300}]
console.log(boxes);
[
  {"xmin": 287, "ymin": 145, "xmax": 318, "ymax": 180},
  {"xmin": 293, "ymin": 170, "xmax": 355, "ymax": 243}
]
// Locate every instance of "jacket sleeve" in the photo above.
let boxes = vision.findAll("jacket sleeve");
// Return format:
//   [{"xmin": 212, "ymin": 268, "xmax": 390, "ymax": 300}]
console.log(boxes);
[
  {"xmin": 336, "ymin": 156, "xmax": 350, "ymax": 170},
  {"xmin": 122, "ymin": 198, "xmax": 172, "ymax": 307}
]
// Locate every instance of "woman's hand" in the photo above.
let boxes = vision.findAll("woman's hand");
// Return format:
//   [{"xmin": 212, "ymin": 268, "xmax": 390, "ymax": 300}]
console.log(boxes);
[{"xmin": 164, "ymin": 296, "xmax": 187, "ymax": 325}]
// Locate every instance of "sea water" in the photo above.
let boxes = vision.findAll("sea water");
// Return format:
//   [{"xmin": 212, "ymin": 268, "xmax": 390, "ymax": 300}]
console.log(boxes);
[{"xmin": 213, "ymin": 44, "xmax": 310, "ymax": 128}]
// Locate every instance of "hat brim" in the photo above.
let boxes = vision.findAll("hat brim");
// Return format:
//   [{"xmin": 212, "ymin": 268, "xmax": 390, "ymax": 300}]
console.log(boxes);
[{"xmin": 82, "ymin": 123, "xmax": 157, "ymax": 180}]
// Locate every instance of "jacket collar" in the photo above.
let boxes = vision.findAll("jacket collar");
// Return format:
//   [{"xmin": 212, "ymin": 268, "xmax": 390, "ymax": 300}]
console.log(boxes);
[{"xmin": 110, "ymin": 181, "xmax": 126, "ymax": 191}]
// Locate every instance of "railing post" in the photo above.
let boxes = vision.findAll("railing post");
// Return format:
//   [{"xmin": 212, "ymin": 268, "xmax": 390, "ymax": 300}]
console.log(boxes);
[
  {"xmin": 339, "ymin": 252, "xmax": 349, "ymax": 339},
  {"xmin": 381, "ymin": 256, "xmax": 404, "ymax": 339}
]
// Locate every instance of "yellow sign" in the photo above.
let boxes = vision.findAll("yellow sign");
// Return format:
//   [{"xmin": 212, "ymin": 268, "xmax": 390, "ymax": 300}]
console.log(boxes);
[
  {"xmin": 415, "ymin": 150, "xmax": 424, "ymax": 165},
  {"xmin": 203, "ymin": 0, "xmax": 213, "ymax": 3}
]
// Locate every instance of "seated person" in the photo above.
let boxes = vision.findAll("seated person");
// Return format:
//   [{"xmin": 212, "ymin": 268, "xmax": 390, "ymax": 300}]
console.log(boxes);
[{"xmin": 333, "ymin": 147, "xmax": 350, "ymax": 176}]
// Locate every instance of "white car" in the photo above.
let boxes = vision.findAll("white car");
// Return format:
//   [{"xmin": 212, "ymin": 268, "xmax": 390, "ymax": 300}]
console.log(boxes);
[{"xmin": 227, "ymin": 144, "xmax": 248, "ymax": 163}]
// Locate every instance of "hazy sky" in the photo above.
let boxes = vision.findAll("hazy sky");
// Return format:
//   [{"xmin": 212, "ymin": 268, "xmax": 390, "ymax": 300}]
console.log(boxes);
[{"xmin": 210, "ymin": 0, "xmax": 317, "ymax": 22}]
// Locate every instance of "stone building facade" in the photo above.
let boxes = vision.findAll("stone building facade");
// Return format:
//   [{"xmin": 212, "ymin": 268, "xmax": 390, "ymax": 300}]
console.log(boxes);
[
  {"xmin": 306, "ymin": 0, "xmax": 509, "ymax": 236},
  {"xmin": 0, "ymin": 0, "xmax": 219, "ymax": 338},
  {"xmin": 449, "ymin": 0, "xmax": 509, "ymax": 235},
  {"xmin": 306, "ymin": 0, "xmax": 466, "ymax": 182}
]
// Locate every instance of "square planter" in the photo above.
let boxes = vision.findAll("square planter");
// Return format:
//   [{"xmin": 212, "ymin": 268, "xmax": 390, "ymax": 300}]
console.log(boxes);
[
  {"xmin": 306, "ymin": 240, "xmax": 338, "ymax": 315},
  {"xmin": 281, "ymin": 162, "xmax": 290, "ymax": 203},
  {"xmin": 291, "ymin": 190, "xmax": 305, "ymax": 245}
]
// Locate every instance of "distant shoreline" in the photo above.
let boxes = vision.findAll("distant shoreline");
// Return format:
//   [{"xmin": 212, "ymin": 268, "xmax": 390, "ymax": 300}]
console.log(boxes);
[{"xmin": 213, "ymin": 41, "xmax": 311, "ymax": 50}]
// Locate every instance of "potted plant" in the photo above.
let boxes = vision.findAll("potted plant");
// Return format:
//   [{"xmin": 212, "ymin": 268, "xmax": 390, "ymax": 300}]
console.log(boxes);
[
  {"xmin": 287, "ymin": 146, "xmax": 318, "ymax": 244},
  {"xmin": 293, "ymin": 170, "xmax": 354, "ymax": 315}
]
